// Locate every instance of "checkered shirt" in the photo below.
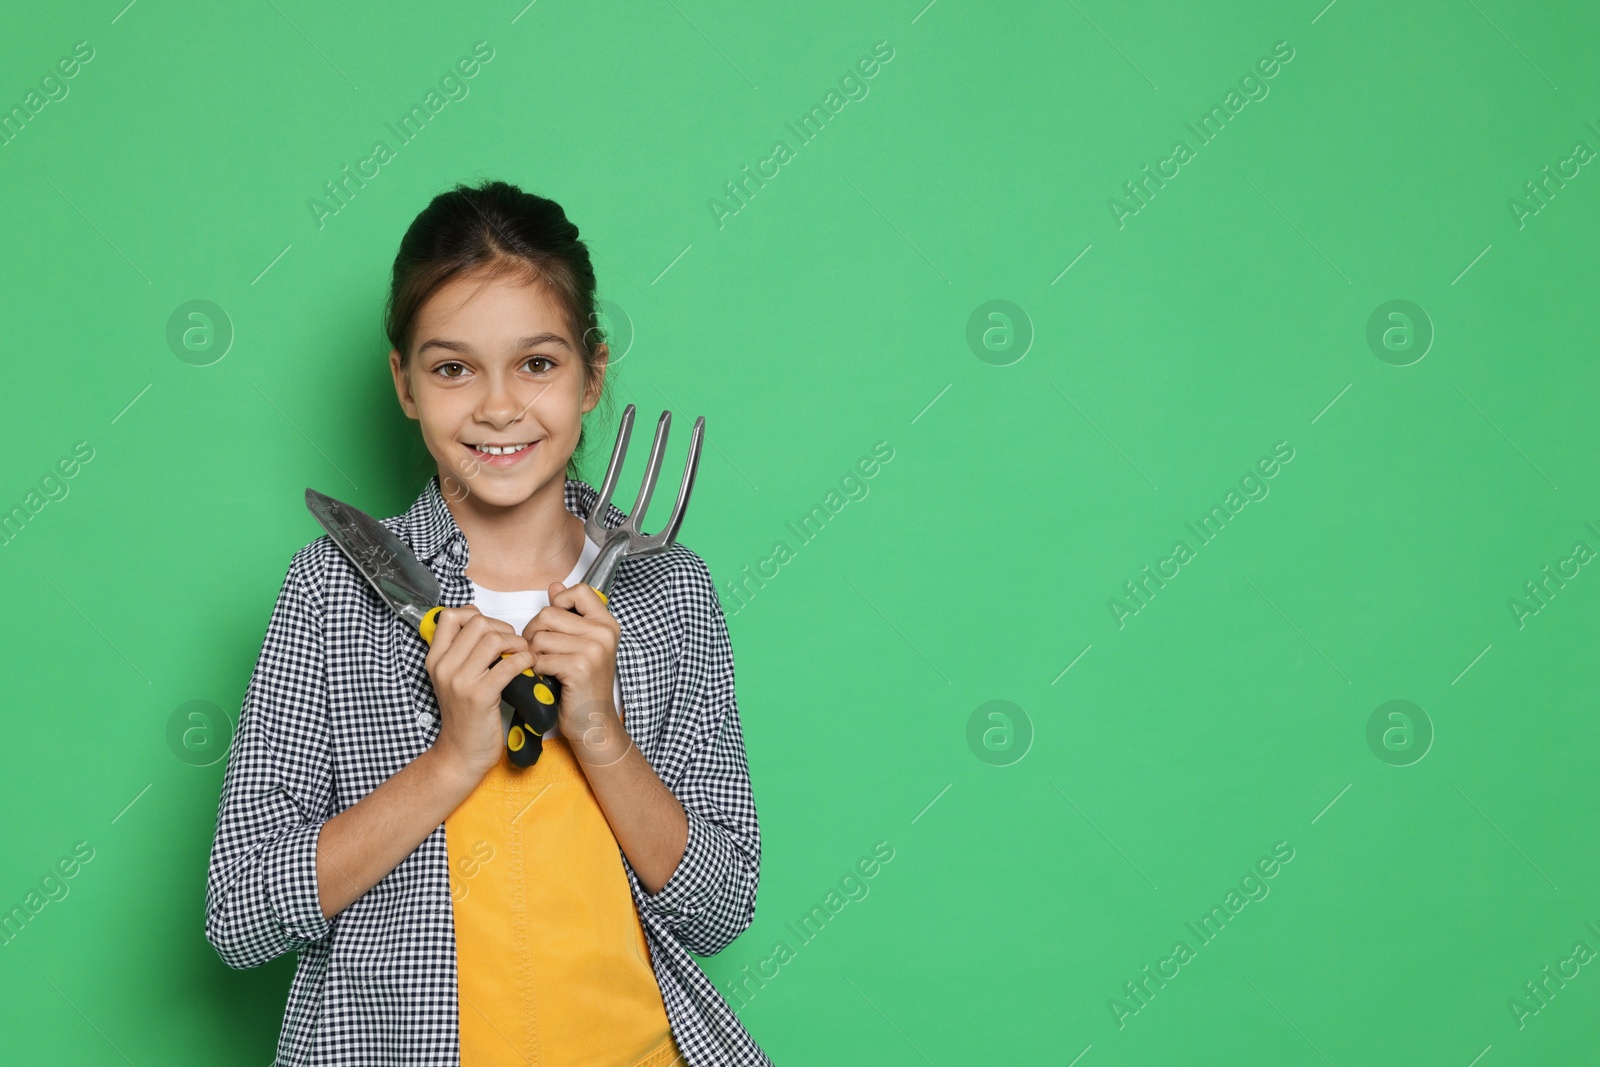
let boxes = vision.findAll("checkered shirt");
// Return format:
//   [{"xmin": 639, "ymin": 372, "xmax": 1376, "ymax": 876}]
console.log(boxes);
[{"xmin": 205, "ymin": 474, "xmax": 771, "ymax": 1066}]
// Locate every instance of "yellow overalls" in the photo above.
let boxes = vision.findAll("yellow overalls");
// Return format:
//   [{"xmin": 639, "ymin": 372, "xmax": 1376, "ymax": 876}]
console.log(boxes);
[{"xmin": 446, "ymin": 724, "xmax": 684, "ymax": 1066}]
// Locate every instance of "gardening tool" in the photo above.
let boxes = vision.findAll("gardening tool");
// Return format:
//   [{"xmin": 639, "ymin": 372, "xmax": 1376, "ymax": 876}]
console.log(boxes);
[
  {"xmin": 303, "ymin": 403, "xmax": 704, "ymax": 769},
  {"xmin": 524, "ymin": 404, "xmax": 705, "ymax": 751}
]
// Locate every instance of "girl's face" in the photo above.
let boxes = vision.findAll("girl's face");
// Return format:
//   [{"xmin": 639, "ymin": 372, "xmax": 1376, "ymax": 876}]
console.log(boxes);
[{"xmin": 389, "ymin": 269, "xmax": 605, "ymax": 509}]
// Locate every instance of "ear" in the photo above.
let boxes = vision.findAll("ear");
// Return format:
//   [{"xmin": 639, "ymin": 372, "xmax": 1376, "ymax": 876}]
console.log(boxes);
[
  {"xmin": 581, "ymin": 343, "xmax": 608, "ymax": 415},
  {"xmin": 390, "ymin": 348, "xmax": 419, "ymax": 419}
]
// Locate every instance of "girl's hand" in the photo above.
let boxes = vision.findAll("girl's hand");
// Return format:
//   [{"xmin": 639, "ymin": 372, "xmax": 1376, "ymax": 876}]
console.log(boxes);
[
  {"xmin": 425, "ymin": 606, "xmax": 532, "ymax": 782},
  {"xmin": 523, "ymin": 582, "xmax": 628, "ymax": 761}
]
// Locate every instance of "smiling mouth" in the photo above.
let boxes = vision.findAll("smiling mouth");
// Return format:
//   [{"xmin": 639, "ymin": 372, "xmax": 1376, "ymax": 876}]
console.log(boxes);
[{"xmin": 467, "ymin": 441, "xmax": 537, "ymax": 456}]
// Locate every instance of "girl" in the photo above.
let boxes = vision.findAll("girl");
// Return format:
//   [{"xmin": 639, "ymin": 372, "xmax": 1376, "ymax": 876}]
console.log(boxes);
[{"xmin": 206, "ymin": 179, "xmax": 771, "ymax": 1067}]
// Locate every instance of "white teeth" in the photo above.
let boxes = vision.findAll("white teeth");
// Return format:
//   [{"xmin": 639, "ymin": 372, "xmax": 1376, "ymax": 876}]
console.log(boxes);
[{"xmin": 473, "ymin": 443, "xmax": 531, "ymax": 456}]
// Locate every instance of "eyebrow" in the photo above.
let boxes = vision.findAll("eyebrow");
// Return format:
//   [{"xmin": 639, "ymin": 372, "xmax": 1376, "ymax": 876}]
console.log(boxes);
[{"xmin": 416, "ymin": 332, "xmax": 572, "ymax": 358}]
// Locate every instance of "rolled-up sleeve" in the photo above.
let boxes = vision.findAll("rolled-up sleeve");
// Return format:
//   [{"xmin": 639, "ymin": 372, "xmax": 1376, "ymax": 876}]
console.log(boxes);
[
  {"xmin": 205, "ymin": 547, "xmax": 337, "ymax": 969},
  {"xmin": 639, "ymin": 554, "xmax": 761, "ymax": 956}
]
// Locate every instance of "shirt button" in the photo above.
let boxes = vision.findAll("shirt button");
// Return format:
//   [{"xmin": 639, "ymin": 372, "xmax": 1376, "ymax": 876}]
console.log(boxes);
[{"xmin": 416, "ymin": 710, "xmax": 435, "ymax": 728}]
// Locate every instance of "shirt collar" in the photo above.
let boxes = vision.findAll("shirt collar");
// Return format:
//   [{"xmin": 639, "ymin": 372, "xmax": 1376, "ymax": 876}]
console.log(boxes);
[{"xmin": 396, "ymin": 473, "xmax": 626, "ymax": 565}]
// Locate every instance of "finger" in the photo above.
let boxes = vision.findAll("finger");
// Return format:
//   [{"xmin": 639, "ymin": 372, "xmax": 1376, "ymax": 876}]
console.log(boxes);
[
  {"xmin": 472, "ymin": 628, "xmax": 530, "ymax": 673},
  {"xmin": 550, "ymin": 581, "xmax": 611, "ymax": 619},
  {"xmin": 425, "ymin": 605, "xmax": 480, "ymax": 665},
  {"xmin": 526, "ymin": 646, "xmax": 610, "ymax": 692},
  {"xmin": 455, "ymin": 631, "xmax": 530, "ymax": 696},
  {"xmin": 484, "ymin": 642, "xmax": 535, "ymax": 690},
  {"xmin": 525, "ymin": 629, "xmax": 594, "ymax": 660},
  {"xmin": 522, "ymin": 603, "xmax": 594, "ymax": 643},
  {"xmin": 451, "ymin": 607, "xmax": 515, "ymax": 636},
  {"xmin": 438, "ymin": 613, "xmax": 516, "ymax": 679},
  {"xmin": 528, "ymin": 648, "xmax": 576, "ymax": 688},
  {"xmin": 435, "ymin": 611, "xmax": 498, "ymax": 672}
]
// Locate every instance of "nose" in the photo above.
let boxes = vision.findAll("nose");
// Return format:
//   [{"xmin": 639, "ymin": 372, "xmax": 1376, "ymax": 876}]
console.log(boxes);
[{"xmin": 475, "ymin": 365, "xmax": 529, "ymax": 428}]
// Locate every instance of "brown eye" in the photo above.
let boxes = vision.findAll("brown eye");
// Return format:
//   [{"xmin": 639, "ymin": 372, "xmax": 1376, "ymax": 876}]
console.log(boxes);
[{"xmin": 525, "ymin": 356, "xmax": 554, "ymax": 374}]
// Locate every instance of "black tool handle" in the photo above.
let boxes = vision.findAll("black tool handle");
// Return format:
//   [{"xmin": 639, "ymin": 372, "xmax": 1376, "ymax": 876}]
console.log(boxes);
[
  {"xmin": 419, "ymin": 607, "xmax": 556, "ymax": 768},
  {"xmin": 499, "ymin": 587, "xmax": 612, "ymax": 762}
]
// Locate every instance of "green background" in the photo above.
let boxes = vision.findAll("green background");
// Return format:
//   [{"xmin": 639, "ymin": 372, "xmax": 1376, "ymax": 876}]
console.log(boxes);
[{"xmin": 2, "ymin": 0, "xmax": 1597, "ymax": 1063}]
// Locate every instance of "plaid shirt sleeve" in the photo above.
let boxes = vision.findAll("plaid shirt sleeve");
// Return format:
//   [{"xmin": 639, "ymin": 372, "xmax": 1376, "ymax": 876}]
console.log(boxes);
[
  {"xmin": 205, "ymin": 547, "xmax": 338, "ymax": 969},
  {"xmin": 638, "ymin": 553, "xmax": 761, "ymax": 957}
]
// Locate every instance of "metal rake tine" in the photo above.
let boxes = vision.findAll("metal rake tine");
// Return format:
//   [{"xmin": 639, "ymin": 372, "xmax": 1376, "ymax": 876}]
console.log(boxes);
[
  {"xmin": 623, "ymin": 410, "xmax": 673, "ymax": 534},
  {"xmin": 640, "ymin": 415, "xmax": 704, "ymax": 553},
  {"xmin": 587, "ymin": 404, "xmax": 635, "ymax": 540}
]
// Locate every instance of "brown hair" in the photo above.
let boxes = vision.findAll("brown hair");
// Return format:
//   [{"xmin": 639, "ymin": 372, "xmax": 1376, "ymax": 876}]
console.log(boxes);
[{"xmin": 385, "ymin": 179, "xmax": 610, "ymax": 482}]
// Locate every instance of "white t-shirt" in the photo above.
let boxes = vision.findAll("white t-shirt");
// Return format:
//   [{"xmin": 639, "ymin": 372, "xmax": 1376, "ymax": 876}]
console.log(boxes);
[{"xmin": 469, "ymin": 532, "xmax": 621, "ymax": 741}]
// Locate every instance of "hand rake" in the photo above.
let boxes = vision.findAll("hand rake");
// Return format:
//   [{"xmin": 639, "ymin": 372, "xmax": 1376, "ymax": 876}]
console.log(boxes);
[{"xmin": 496, "ymin": 404, "xmax": 705, "ymax": 764}]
